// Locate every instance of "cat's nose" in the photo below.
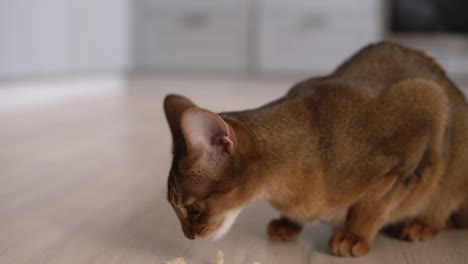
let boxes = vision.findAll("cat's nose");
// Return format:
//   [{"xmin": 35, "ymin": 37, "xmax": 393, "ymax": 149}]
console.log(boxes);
[
  {"xmin": 182, "ymin": 225, "xmax": 195, "ymax": 240},
  {"xmin": 186, "ymin": 231, "xmax": 195, "ymax": 240}
]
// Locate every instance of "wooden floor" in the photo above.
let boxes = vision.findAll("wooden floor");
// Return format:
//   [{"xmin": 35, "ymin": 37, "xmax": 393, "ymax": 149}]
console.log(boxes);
[{"xmin": 1, "ymin": 77, "xmax": 467, "ymax": 264}]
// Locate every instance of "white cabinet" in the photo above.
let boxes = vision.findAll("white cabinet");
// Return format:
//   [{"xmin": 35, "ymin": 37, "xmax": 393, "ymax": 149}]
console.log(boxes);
[
  {"xmin": 68, "ymin": 0, "xmax": 129, "ymax": 72},
  {"xmin": 133, "ymin": 0, "xmax": 384, "ymax": 74},
  {"xmin": 133, "ymin": 0, "xmax": 250, "ymax": 71},
  {"xmin": 259, "ymin": 0, "xmax": 383, "ymax": 74},
  {"xmin": 0, "ymin": 0, "xmax": 385, "ymax": 77}
]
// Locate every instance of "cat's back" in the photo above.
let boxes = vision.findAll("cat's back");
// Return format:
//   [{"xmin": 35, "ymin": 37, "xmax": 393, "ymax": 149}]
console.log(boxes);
[
  {"xmin": 334, "ymin": 41, "xmax": 447, "ymax": 82},
  {"xmin": 288, "ymin": 41, "xmax": 466, "ymax": 106}
]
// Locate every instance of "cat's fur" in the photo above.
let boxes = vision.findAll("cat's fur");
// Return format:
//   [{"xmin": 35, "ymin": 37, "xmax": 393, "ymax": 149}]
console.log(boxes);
[{"xmin": 164, "ymin": 42, "xmax": 468, "ymax": 257}]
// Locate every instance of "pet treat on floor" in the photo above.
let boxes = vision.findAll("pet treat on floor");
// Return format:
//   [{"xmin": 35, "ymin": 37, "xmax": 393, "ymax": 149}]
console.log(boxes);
[
  {"xmin": 164, "ymin": 257, "xmax": 185, "ymax": 264},
  {"xmin": 215, "ymin": 250, "xmax": 224, "ymax": 264},
  {"xmin": 164, "ymin": 250, "xmax": 259, "ymax": 264}
]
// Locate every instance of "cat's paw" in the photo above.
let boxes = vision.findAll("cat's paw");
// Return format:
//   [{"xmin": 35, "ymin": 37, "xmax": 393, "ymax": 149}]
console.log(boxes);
[
  {"xmin": 267, "ymin": 217, "xmax": 302, "ymax": 241},
  {"xmin": 399, "ymin": 219, "xmax": 439, "ymax": 241},
  {"xmin": 329, "ymin": 231, "xmax": 370, "ymax": 257}
]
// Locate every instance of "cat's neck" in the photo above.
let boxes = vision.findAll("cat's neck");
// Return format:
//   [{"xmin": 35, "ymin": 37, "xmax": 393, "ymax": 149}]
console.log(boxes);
[
  {"xmin": 222, "ymin": 98, "xmax": 320, "ymax": 164},
  {"xmin": 222, "ymin": 108, "xmax": 301, "ymax": 163},
  {"xmin": 221, "ymin": 104, "xmax": 329, "ymax": 216}
]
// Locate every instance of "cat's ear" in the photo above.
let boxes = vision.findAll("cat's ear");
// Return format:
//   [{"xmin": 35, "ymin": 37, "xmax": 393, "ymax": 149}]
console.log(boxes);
[
  {"xmin": 164, "ymin": 94, "xmax": 196, "ymax": 140},
  {"xmin": 181, "ymin": 108, "xmax": 237, "ymax": 155}
]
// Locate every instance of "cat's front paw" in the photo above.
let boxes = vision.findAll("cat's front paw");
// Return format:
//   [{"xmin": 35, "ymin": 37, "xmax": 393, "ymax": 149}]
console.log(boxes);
[
  {"xmin": 267, "ymin": 217, "xmax": 302, "ymax": 241},
  {"xmin": 329, "ymin": 231, "xmax": 370, "ymax": 257},
  {"xmin": 400, "ymin": 219, "xmax": 439, "ymax": 241}
]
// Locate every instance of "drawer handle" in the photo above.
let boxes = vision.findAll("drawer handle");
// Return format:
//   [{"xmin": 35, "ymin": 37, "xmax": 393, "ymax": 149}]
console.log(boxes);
[
  {"xmin": 180, "ymin": 12, "xmax": 211, "ymax": 29},
  {"xmin": 299, "ymin": 14, "xmax": 327, "ymax": 31}
]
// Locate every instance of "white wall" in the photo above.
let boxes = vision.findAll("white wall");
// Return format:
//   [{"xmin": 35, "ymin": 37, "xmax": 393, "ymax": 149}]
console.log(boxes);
[{"xmin": 0, "ymin": 0, "xmax": 129, "ymax": 77}]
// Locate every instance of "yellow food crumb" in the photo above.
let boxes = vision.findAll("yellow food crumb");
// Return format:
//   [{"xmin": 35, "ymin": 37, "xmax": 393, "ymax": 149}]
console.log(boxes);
[
  {"xmin": 215, "ymin": 250, "xmax": 224, "ymax": 264},
  {"xmin": 165, "ymin": 250, "xmax": 260, "ymax": 264},
  {"xmin": 165, "ymin": 257, "xmax": 186, "ymax": 264}
]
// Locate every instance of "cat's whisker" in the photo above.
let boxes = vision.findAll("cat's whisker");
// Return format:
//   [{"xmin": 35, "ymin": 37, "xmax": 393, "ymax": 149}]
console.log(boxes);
[{"xmin": 169, "ymin": 169, "xmax": 182, "ymax": 202}]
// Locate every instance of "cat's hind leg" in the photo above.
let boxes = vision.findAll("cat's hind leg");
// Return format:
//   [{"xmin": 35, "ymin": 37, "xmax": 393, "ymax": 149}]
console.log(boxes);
[
  {"xmin": 267, "ymin": 216, "xmax": 303, "ymax": 241},
  {"xmin": 398, "ymin": 219, "xmax": 446, "ymax": 241},
  {"xmin": 398, "ymin": 190, "xmax": 462, "ymax": 241},
  {"xmin": 398, "ymin": 148, "xmax": 467, "ymax": 240}
]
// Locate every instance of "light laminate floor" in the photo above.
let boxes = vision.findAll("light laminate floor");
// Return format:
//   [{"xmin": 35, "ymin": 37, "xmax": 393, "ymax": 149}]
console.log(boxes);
[{"xmin": 1, "ymin": 77, "xmax": 467, "ymax": 264}]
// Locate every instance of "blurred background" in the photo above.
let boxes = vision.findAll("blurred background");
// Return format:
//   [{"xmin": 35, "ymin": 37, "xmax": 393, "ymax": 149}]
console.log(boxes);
[
  {"xmin": 1, "ymin": 0, "xmax": 468, "ymax": 110},
  {"xmin": 1, "ymin": 1, "xmax": 468, "ymax": 263}
]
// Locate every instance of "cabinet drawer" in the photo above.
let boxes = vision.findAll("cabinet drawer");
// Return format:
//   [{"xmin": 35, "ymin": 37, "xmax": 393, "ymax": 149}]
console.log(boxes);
[
  {"xmin": 259, "ymin": 0, "xmax": 383, "ymax": 73},
  {"xmin": 134, "ymin": 0, "xmax": 250, "ymax": 71}
]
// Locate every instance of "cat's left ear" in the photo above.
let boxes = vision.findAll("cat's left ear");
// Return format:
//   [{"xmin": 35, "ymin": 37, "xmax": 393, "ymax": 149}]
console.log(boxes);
[
  {"xmin": 181, "ymin": 108, "xmax": 237, "ymax": 155},
  {"xmin": 164, "ymin": 94, "xmax": 196, "ymax": 140}
]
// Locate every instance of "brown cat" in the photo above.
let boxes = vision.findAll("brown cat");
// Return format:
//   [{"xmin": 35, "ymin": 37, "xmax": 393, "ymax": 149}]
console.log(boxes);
[{"xmin": 163, "ymin": 41, "xmax": 468, "ymax": 257}]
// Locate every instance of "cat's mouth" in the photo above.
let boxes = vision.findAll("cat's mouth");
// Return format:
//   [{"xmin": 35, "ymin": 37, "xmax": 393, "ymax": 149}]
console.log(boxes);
[{"xmin": 191, "ymin": 209, "xmax": 242, "ymax": 240}]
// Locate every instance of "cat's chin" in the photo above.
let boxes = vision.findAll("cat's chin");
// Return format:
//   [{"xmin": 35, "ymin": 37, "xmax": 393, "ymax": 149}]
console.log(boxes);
[{"xmin": 200, "ymin": 208, "xmax": 242, "ymax": 241}]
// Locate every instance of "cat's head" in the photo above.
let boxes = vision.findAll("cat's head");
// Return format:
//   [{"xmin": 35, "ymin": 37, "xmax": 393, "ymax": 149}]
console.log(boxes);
[{"xmin": 163, "ymin": 94, "xmax": 256, "ymax": 240}]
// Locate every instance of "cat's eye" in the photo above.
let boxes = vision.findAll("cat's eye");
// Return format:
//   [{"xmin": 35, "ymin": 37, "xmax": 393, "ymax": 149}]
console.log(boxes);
[{"xmin": 185, "ymin": 203, "xmax": 200, "ymax": 216}]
